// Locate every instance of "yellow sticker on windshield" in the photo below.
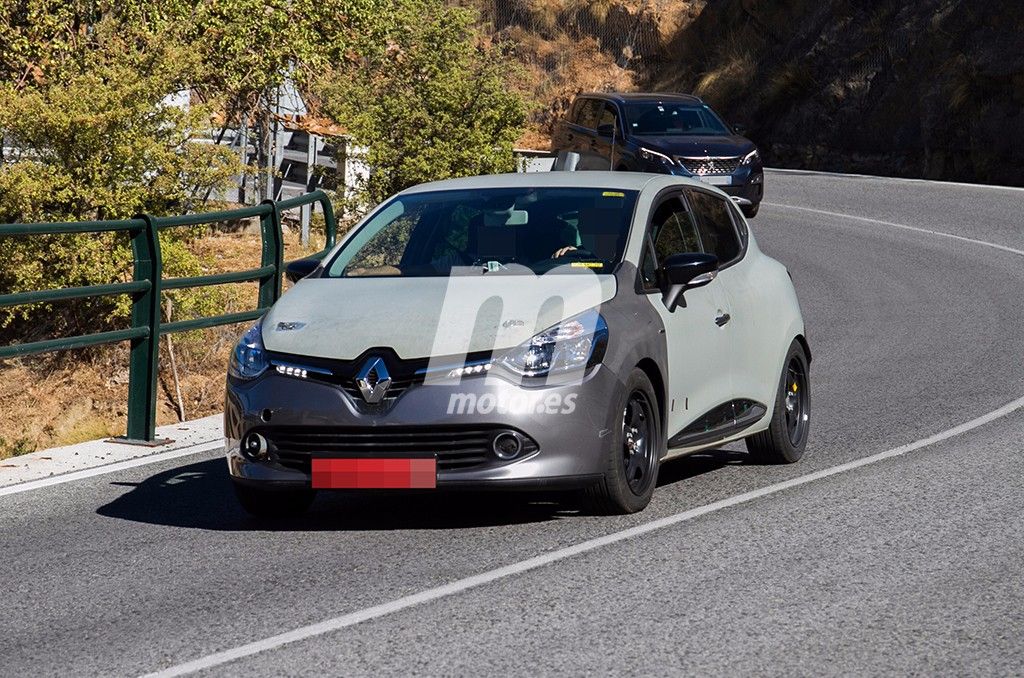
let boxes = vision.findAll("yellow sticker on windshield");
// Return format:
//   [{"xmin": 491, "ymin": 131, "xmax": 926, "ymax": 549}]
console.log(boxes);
[
  {"xmin": 571, "ymin": 262, "xmax": 603, "ymax": 268},
  {"xmin": 602, "ymin": 191, "xmax": 625, "ymax": 197}
]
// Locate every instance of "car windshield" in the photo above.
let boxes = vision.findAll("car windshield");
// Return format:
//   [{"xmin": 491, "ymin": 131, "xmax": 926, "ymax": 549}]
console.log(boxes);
[
  {"xmin": 625, "ymin": 103, "xmax": 730, "ymax": 136},
  {"xmin": 324, "ymin": 187, "xmax": 639, "ymax": 278}
]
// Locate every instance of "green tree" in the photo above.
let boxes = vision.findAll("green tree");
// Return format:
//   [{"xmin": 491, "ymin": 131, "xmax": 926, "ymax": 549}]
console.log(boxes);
[
  {"xmin": 180, "ymin": 0, "xmax": 397, "ymax": 199},
  {"xmin": 318, "ymin": 0, "xmax": 527, "ymax": 204},
  {"xmin": 0, "ymin": 24, "xmax": 241, "ymax": 332}
]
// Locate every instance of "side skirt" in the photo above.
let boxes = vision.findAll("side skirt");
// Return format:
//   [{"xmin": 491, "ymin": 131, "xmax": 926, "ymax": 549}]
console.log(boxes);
[{"xmin": 666, "ymin": 399, "xmax": 768, "ymax": 450}]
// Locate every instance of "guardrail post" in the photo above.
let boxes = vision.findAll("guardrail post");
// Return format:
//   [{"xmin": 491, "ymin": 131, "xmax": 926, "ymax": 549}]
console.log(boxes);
[
  {"xmin": 123, "ymin": 214, "xmax": 165, "ymax": 444},
  {"xmin": 258, "ymin": 200, "xmax": 284, "ymax": 306}
]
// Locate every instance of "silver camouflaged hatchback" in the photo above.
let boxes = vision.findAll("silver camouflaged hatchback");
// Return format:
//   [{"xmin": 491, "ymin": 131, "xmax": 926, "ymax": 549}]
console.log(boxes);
[{"xmin": 225, "ymin": 171, "xmax": 810, "ymax": 516}]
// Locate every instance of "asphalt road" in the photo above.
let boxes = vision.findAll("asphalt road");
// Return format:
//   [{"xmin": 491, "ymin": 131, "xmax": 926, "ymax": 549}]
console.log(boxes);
[{"xmin": 3, "ymin": 170, "xmax": 1023, "ymax": 676}]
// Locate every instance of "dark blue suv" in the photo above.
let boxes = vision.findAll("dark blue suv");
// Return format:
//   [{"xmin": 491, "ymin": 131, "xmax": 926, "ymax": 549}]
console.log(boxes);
[{"xmin": 551, "ymin": 93, "xmax": 764, "ymax": 217}]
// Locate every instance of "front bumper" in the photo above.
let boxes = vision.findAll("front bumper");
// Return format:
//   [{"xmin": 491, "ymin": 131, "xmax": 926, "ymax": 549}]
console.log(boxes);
[{"xmin": 224, "ymin": 365, "xmax": 625, "ymax": 490}]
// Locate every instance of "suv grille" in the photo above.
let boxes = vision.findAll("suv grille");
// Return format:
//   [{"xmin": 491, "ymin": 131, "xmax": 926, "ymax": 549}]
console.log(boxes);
[
  {"xmin": 676, "ymin": 156, "xmax": 741, "ymax": 176},
  {"xmin": 262, "ymin": 426, "xmax": 539, "ymax": 473}
]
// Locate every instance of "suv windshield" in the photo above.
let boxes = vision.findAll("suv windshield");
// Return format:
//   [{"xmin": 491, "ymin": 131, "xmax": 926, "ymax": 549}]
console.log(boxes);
[
  {"xmin": 624, "ymin": 103, "xmax": 730, "ymax": 136},
  {"xmin": 325, "ymin": 187, "xmax": 638, "ymax": 277}
]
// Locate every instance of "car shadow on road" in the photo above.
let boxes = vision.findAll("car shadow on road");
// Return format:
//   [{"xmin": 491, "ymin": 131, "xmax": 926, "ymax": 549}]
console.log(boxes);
[
  {"xmin": 97, "ymin": 447, "xmax": 746, "ymax": 532},
  {"xmin": 97, "ymin": 458, "xmax": 573, "ymax": 531},
  {"xmin": 657, "ymin": 447, "xmax": 749, "ymax": 487}
]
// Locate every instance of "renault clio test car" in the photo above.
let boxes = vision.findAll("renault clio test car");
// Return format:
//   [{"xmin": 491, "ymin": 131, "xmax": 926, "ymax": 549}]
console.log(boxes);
[{"xmin": 225, "ymin": 172, "xmax": 810, "ymax": 516}]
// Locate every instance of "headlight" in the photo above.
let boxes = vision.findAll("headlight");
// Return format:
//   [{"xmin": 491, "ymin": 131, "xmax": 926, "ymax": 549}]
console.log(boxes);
[
  {"xmin": 740, "ymin": 149, "xmax": 760, "ymax": 165},
  {"xmin": 499, "ymin": 309, "xmax": 608, "ymax": 378},
  {"xmin": 639, "ymin": 147, "xmax": 675, "ymax": 167},
  {"xmin": 229, "ymin": 321, "xmax": 268, "ymax": 380}
]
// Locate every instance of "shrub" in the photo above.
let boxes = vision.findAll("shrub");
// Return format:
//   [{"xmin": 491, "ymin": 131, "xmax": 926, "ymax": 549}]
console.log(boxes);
[
  {"xmin": 0, "ymin": 26, "xmax": 242, "ymax": 335},
  {"xmin": 318, "ymin": 0, "xmax": 527, "ymax": 205}
]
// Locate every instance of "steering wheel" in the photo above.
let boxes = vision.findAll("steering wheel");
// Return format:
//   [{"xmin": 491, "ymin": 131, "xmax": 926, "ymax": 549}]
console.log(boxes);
[{"xmin": 557, "ymin": 246, "xmax": 597, "ymax": 259}]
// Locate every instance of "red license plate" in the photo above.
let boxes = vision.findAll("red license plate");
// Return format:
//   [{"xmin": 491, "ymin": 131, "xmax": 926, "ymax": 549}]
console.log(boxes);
[{"xmin": 311, "ymin": 458, "xmax": 437, "ymax": 489}]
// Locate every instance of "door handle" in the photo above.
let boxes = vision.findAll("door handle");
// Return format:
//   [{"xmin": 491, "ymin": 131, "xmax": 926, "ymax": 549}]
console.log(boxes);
[{"xmin": 715, "ymin": 312, "xmax": 731, "ymax": 327}]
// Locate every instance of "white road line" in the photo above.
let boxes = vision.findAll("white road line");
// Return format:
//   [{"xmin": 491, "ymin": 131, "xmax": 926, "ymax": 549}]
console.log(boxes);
[
  {"xmin": 0, "ymin": 441, "xmax": 223, "ymax": 498},
  {"xmin": 765, "ymin": 167, "xmax": 1024, "ymax": 193},
  {"xmin": 142, "ymin": 394, "xmax": 1024, "ymax": 678},
  {"xmin": 763, "ymin": 202, "xmax": 1024, "ymax": 258}
]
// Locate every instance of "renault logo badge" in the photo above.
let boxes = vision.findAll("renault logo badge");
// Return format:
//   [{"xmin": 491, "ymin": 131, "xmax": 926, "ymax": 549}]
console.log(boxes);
[{"xmin": 356, "ymin": 356, "xmax": 392, "ymax": 404}]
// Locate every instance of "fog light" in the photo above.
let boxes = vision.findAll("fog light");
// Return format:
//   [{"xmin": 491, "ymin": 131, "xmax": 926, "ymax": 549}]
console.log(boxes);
[
  {"xmin": 492, "ymin": 432, "xmax": 523, "ymax": 460},
  {"xmin": 243, "ymin": 432, "xmax": 269, "ymax": 460}
]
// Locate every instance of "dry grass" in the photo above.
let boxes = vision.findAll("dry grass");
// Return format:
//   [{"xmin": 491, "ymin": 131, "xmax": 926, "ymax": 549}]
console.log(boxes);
[
  {"xmin": 503, "ymin": 27, "xmax": 637, "ymax": 147},
  {"xmin": 694, "ymin": 45, "xmax": 756, "ymax": 105}
]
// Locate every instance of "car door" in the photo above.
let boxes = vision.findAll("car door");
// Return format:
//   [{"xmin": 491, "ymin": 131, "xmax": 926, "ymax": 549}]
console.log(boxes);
[
  {"xmin": 572, "ymin": 99, "xmax": 608, "ymax": 170},
  {"xmin": 589, "ymin": 102, "xmax": 621, "ymax": 170},
  {"xmin": 684, "ymin": 188, "xmax": 762, "ymax": 400},
  {"xmin": 640, "ymin": 193, "xmax": 735, "ymax": 442},
  {"xmin": 554, "ymin": 98, "xmax": 587, "ymax": 157}
]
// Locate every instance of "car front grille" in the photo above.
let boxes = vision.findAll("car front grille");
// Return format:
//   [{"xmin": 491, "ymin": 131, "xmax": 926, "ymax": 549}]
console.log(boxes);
[
  {"xmin": 676, "ymin": 156, "xmax": 741, "ymax": 176},
  {"xmin": 266, "ymin": 349, "xmax": 492, "ymax": 410},
  {"xmin": 263, "ymin": 425, "xmax": 539, "ymax": 473}
]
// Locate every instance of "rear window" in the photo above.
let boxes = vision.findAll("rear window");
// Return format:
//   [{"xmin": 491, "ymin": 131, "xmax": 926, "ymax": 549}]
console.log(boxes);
[
  {"xmin": 572, "ymin": 99, "xmax": 603, "ymax": 130},
  {"xmin": 687, "ymin": 190, "xmax": 742, "ymax": 263}
]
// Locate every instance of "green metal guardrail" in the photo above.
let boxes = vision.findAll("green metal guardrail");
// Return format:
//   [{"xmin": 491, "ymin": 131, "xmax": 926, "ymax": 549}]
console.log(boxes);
[{"xmin": 0, "ymin": 191, "xmax": 337, "ymax": 444}]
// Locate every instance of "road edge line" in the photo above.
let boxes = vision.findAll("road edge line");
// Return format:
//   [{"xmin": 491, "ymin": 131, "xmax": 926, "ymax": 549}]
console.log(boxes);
[
  {"xmin": 0, "ymin": 441, "xmax": 224, "ymax": 498},
  {"xmin": 762, "ymin": 202, "xmax": 1024, "ymax": 257},
  {"xmin": 765, "ymin": 167, "xmax": 1024, "ymax": 193}
]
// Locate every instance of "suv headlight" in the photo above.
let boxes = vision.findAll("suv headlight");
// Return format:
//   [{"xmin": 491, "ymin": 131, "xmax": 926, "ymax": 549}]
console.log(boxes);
[
  {"xmin": 639, "ymin": 147, "xmax": 675, "ymax": 167},
  {"xmin": 499, "ymin": 309, "xmax": 608, "ymax": 378},
  {"xmin": 740, "ymin": 149, "xmax": 760, "ymax": 165},
  {"xmin": 229, "ymin": 321, "xmax": 268, "ymax": 380}
]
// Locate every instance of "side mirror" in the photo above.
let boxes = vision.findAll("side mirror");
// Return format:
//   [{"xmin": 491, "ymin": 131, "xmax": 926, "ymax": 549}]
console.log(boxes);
[
  {"xmin": 732, "ymin": 123, "xmax": 747, "ymax": 135},
  {"xmin": 285, "ymin": 257, "xmax": 320, "ymax": 283},
  {"xmin": 659, "ymin": 252, "xmax": 719, "ymax": 312},
  {"xmin": 596, "ymin": 123, "xmax": 615, "ymax": 138}
]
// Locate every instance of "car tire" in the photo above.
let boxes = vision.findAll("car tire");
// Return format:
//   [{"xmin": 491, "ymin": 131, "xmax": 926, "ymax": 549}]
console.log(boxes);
[
  {"xmin": 584, "ymin": 368, "xmax": 662, "ymax": 514},
  {"xmin": 741, "ymin": 202, "xmax": 760, "ymax": 218},
  {"xmin": 233, "ymin": 482, "xmax": 316, "ymax": 518},
  {"xmin": 746, "ymin": 339, "xmax": 810, "ymax": 464}
]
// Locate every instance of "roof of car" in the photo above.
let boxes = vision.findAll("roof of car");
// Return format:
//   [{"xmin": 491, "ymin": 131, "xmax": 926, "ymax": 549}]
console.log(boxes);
[
  {"xmin": 579, "ymin": 92, "xmax": 704, "ymax": 104},
  {"xmin": 399, "ymin": 171, "xmax": 711, "ymax": 195}
]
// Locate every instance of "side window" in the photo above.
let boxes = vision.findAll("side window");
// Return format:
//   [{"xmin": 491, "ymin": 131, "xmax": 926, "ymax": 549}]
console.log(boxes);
[
  {"xmin": 342, "ymin": 205, "xmax": 428, "ymax": 272},
  {"xmin": 596, "ymin": 103, "xmax": 618, "ymax": 134},
  {"xmin": 640, "ymin": 196, "xmax": 701, "ymax": 288},
  {"xmin": 566, "ymin": 99, "xmax": 582, "ymax": 125},
  {"xmin": 573, "ymin": 99, "xmax": 602, "ymax": 130},
  {"xmin": 687, "ymin": 190, "xmax": 742, "ymax": 264}
]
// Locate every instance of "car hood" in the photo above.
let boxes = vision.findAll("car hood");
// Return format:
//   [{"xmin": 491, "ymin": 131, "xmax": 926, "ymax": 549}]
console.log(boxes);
[
  {"xmin": 634, "ymin": 134, "xmax": 754, "ymax": 158},
  {"xmin": 262, "ymin": 274, "xmax": 618, "ymax": 360}
]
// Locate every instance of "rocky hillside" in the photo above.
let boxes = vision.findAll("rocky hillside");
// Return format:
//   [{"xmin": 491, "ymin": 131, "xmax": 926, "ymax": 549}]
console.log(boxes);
[{"xmin": 486, "ymin": 0, "xmax": 1024, "ymax": 186}]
